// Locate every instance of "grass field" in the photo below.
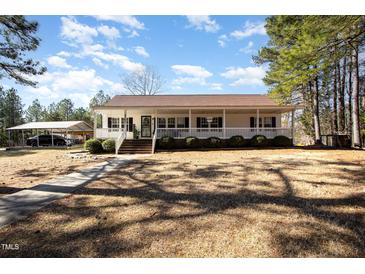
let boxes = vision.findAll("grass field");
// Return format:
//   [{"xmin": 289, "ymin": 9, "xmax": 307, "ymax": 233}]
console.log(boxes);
[{"xmin": 0, "ymin": 149, "xmax": 364, "ymax": 257}]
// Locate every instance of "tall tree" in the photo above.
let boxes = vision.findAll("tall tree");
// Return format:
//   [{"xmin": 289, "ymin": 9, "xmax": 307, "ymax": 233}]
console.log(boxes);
[
  {"xmin": 338, "ymin": 57, "xmax": 347, "ymax": 132},
  {"xmin": 122, "ymin": 65, "xmax": 164, "ymax": 95},
  {"xmin": 350, "ymin": 43, "xmax": 361, "ymax": 147},
  {"xmin": 72, "ymin": 107, "xmax": 92, "ymax": 125},
  {"xmin": 25, "ymin": 99, "xmax": 44, "ymax": 122},
  {"xmin": 56, "ymin": 98, "xmax": 74, "ymax": 121},
  {"xmin": 89, "ymin": 90, "xmax": 111, "ymax": 109},
  {"xmin": 0, "ymin": 16, "xmax": 46, "ymax": 86},
  {"xmin": 0, "ymin": 87, "xmax": 23, "ymax": 128}
]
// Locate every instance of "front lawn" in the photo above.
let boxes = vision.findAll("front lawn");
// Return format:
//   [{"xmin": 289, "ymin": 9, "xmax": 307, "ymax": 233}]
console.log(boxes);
[{"xmin": 0, "ymin": 149, "xmax": 364, "ymax": 257}]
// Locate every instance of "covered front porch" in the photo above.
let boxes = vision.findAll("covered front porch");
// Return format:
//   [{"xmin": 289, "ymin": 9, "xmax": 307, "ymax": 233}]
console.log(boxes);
[{"xmin": 94, "ymin": 107, "xmax": 295, "ymax": 141}]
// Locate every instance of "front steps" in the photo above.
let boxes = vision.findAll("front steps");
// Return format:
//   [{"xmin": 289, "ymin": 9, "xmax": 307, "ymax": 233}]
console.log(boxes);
[{"xmin": 118, "ymin": 139, "xmax": 152, "ymax": 154}]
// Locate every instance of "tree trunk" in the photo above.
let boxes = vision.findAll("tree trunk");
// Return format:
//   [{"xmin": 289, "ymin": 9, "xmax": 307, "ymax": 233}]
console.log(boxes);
[
  {"xmin": 350, "ymin": 45, "xmax": 361, "ymax": 148},
  {"xmin": 311, "ymin": 79, "xmax": 321, "ymax": 144},
  {"xmin": 348, "ymin": 60, "xmax": 353, "ymax": 136},
  {"xmin": 338, "ymin": 58, "xmax": 346, "ymax": 132},
  {"xmin": 333, "ymin": 65, "xmax": 338, "ymax": 133}
]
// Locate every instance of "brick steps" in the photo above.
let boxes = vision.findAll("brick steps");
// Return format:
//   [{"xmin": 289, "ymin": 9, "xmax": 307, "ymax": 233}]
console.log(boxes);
[{"xmin": 118, "ymin": 139, "xmax": 152, "ymax": 154}]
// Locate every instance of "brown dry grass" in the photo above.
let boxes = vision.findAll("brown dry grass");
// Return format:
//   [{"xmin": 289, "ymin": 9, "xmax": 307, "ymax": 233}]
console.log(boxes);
[
  {"xmin": 0, "ymin": 147, "xmax": 109, "ymax": 195},
  {"xmin": 0, "ymin": 149, "xmax": 364, "ymax": 257}
]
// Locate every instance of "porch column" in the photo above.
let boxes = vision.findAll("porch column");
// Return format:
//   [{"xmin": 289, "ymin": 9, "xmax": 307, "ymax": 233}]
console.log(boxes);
[
  {"xmin": 291, "ymin": 109, "xmax": 295, "ymax": 145},
  {"xmin": 93, "ymin": 112, "xmax": 97, "ymax": 135},
  {"xmin": 223, "ymin": 109, "xmax": 226, "ymax": 139},
  {"xmin": 124, "ymin": 109, "xmax": 127, "ymax": 135},
  {"xmin": 256, "ymin": 109, "xmax": 260, "ymax": 134},
  {"xmin": 51, "ymin": 129, "xmax": 54, "ymax": 146},
  {"xmin": 189, "ymin": 109, "xmax": 192, "ymax": 135}
]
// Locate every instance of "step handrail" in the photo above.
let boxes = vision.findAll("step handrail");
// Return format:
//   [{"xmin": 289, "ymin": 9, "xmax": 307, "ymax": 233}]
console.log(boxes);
[
  {"xmin": 151, "ymin": 128, "xmax": 157, "ymax": 154},
  {"xmin": 115, "ymin": 128, "xmax": 127, "ymax": 155}
]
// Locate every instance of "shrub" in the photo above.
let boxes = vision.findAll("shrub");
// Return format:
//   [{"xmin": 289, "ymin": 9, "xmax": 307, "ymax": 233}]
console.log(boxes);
[
  {"xmin": 184, "ymin": 136, "xmax": 200, "ymax": 148},
  {"xmin": 84, "ymin": 138, "xmax": 103, "ymax": 154},
  {"xmin": 361, "ymin": 129, "xmax": 365, "ymax": 136},
  {"xmin": 0, "ymin": 132, "xmax": 8, "ymax": 147},
  {"xmin": 205, "ymin": 137, "xmax": 222, "ymax": 148},
  {"xmin": 159, "ymin": 136, "xmax": 175, "ymax": 149},
  {"xmin": 228, "ymin": 135, "xmax": 245, "ymax": 147},
  {"xmin": 102, "ymin": 139, "xmax": 115, "ymax": 152},
  {"xmin": 250, "ymin": 135, "xmax": 268, "ymax": 147},
  {"xmin": 272, "ymin": 135, "xmax": 292, "ymax": 147}
]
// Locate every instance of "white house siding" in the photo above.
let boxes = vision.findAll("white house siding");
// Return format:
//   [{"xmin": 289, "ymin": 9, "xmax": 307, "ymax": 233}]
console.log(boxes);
[{"xmin": 95, "ymin": 108, "xmax": 285, "ymax": 139}]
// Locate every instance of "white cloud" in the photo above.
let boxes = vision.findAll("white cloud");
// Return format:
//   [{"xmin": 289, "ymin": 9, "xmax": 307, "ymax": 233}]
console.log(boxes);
[
  {"xmin": 94, "ymin": 15, "xmax": 145, "ymax": 30},
  {"xmin": 57, "ymin": 51, "xmax": 71, "ymax": 57},
  {"xmin": 239, "ymin": 41, "xmax": 255, "ymax": 54},
  {"xmin": 186, "ymin": 16, "xmax": 220, "ymax": 33},
  {"xmin": 221, "ymin": 66, "xmax": 266, "ymax": 86},
  {"xmin": 97, "ymin": 25, "xmax": 120, "ymax": 40},
  {"xmin": 61, "ymin": 16, "xmax": 98, "ymax": 45},
  {"xmin": 27, "ymin": 69, "xmax": 122, "ymax": 105},
  {"xmin": 218, "ymin": 34, "xmax": 228, "ymax": 48},
  {"xmin": 134, "ymin": 46, "xmax": 150, "ymax": 58},
  {"xmin": 81, "ymin": 44, "xmax": 144, "ymax": 72},
  {"xmin": 230, "ymin": 21, "xmax": 266, "ymax": 40},
  {"xmin": 171, "ymin": 65, "xmax": 214, "ymax": 87},
  {"xmin": 171, "ymin": 65, "xmax": 213, "ymax": 78},
  {"xmin": 127, "ymin": 29, "xmax": 140, "ymax": 38},
  {"xmin": 47, "ymin": 55, "xmax": 72, "ymax": 69},
  {"xmin": 92, "ymin": 57, "xmax": 109, "ymax": 69}
]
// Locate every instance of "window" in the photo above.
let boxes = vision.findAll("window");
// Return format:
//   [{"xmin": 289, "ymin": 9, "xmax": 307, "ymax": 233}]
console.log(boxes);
[
  {"xmin": 108, "ymin": 117, "xmax": 119, "ymax": 128},
  {"xmin": 168, "ymin": 118, "xmax": 175, "ymax": 128},
  {"xmin": 264, "ymin": 117, "xmax": 272, "ymax": 128},
  {"xmin": 250, "ymin": 117, "xmax": 262, "ymax": 128},
  {"xmin": 211, "ymin": 117, "xmax": 219, "ymax": 128},
  {"xmin": 157, "ymin": 118, "xmax": 166, "ymax": 128},
  {"xmin": 177, "ymin": 117, "xmax": 188, "ymax": 128},
  {"xmin": 200, "ymin": 117, "xmax": 209, "ymax": 128}
]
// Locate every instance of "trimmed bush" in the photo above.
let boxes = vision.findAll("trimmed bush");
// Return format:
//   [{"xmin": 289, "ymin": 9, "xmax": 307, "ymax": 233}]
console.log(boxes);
[
  {"xmin": 159, "ymin": 136, "xmax": 175, "ymax": 149},
  {"xmin": 272, "ymin": 135, "xmax": 292, "ymax": 147},
  {"xmin": 250, "ymin": 135, "xmax": 268, "ymax": 147},
  {"xmin": 205, "ymin": 137, "xmax": 222, "ymax": 148},
  {"xmin": 84, "ymin": 138, "xmax": 103, "ymax": 154},
  {"xmin": 184, "ymin": 136, "xmax": 200, "ymax": 148},
  {"xmin": 102, "ymin": 139, "xmax": 115, "ymax": 152},
  {"xmin": 228, "ymin": 135, "xmax": 245, "ymax": 147}
]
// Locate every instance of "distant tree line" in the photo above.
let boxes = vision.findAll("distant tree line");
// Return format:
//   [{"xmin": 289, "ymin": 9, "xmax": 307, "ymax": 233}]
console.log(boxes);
[{"xmin": 255, "ymin": 16, "xmax": 365, "ymax": 148}]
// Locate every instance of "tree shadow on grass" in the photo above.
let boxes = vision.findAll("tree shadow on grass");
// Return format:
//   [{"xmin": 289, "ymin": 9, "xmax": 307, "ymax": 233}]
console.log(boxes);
[{"xmin": 0, "ymin": 154, "xmax": 364, "ymax": 257}]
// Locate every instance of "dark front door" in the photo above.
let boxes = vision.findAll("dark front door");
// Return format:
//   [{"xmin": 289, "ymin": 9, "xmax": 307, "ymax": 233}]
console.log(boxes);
[{"xmin": 141, "ymin": 115, "xmax": 152, "ymax": 138}]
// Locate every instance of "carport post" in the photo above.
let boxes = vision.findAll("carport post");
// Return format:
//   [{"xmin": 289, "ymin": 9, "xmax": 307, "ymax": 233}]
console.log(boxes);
[
  {"xmin": 22, "ymin": 130, "xmax": 25, "ymax": 147},
  {"xmin": 51, "ymin": 129, "xmax": 54, "ymax": 147},
  {"xmin": 223, "ymin": 109, "xmax": 226, "ymax": 139},
  {"xmin": 36, "ymin": 129, "xmax": 39, "ymax": 147},
  {"xmin": 189, "ymin": 109, "xmax": 192, "ymax": 135},
  {"xmin": 291, "ymin": 109, "xmax": 295, "ymax": 145},
  {"xmin": 8, "ymin": 130, "xmax": 10, "ymax": 147}
]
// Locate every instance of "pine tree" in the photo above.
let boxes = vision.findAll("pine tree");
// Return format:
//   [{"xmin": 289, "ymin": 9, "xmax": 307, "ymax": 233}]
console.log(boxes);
[{"xmin": 0, "ymin": 16, "xmax": 46, "ymax": 86}]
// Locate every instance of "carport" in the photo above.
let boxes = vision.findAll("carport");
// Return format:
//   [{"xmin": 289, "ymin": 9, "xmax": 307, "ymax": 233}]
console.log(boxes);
[{"xmin": 6, "ymin": 121, "xmax": 93, "ymax": 147}]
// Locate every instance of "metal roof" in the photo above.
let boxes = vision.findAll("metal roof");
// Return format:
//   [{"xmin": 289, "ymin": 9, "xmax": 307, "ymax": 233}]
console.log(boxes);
[
  {"xmin": 98, "ymin": 94, "xmax": 297, "ymax": 108},
  {"xmin": 7, "ymin": 121, "xmax": 93, "ymax": 131}
]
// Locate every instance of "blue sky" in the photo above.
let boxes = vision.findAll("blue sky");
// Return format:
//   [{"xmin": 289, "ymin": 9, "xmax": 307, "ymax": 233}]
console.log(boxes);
[{"xmin": 4, "ymin": 15, "xmax": 269, "ymax": 108}]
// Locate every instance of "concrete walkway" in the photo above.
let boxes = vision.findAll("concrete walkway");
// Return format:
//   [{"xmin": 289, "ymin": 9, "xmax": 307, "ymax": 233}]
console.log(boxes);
[{"xmin": 0, "ymin": 155, "xmax": 145, "ymax": 228}]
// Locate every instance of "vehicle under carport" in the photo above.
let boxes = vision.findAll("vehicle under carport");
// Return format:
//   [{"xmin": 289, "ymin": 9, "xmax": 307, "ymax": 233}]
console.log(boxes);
[{"xmin": 6, "ymin": 121, "xmax": 93, "ymax": 147}]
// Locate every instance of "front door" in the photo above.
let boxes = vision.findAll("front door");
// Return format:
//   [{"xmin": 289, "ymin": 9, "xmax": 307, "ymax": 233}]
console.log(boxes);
[{"xmin": 141, "ymin": 115, "xmax": 152, "ymax": 138}]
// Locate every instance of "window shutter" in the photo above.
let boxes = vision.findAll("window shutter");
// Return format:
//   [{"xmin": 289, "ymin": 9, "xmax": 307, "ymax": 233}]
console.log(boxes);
[
  {"xmin": 108, "ymin": 118, "xmax": 112, "ymax": 128},
  {"xmin": 197, "ymin": 117, "xmax": 201, "ymax": 128},
  {"xmin": 272, "ymin": 117, "xmax": 276, "ymax": 128},
  {"xmin": 185, "ymin": 117, "xmax": 189, "ymax": 128},
  {"xmin": 128, "ymin": 117, "xmax": 133, "ymax": 132},
  {"xmin": 250, "ymin": 117, "xmax": 255, "ymax": 128},
  {"xmin": 218, "ymin": 117, "xmax": 223, "ymax": 127}
]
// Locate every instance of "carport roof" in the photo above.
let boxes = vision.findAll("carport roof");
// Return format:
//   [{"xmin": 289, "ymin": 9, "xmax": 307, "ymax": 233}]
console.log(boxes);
[{"xmin": 7, "ymin": 121, "xmax": 93, "ymax": 131}]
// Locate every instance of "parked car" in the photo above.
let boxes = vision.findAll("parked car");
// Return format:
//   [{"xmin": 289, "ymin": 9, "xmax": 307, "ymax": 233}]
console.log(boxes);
[{"xmin": 26, "ymin": 134, "xmax": 72, "ymax": 147}]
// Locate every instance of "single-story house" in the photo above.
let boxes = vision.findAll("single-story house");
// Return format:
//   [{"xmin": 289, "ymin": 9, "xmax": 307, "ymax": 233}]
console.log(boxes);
[{"xmin": 93, "ymin": 94, "xmax": 301, "ymax": 154}]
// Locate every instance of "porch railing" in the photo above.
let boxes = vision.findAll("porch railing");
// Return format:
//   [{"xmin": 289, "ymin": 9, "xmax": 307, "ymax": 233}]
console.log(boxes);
[
  {"xmin": 95, "ymin": 128, "xmax": 124, "ymax": 139},
  {"xmin": 115, "ymin": 128, "xmax": 127, "ymax": 155},
  {"xmin": 157, "ymin": 127, "xmax": 292, "ymax": 139}
]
